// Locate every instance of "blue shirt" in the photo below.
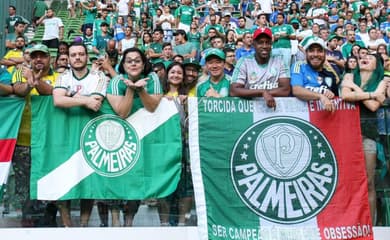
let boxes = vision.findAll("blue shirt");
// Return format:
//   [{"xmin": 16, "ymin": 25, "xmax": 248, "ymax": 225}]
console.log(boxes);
[
  {"xmin": 235, "ymin": 47, "xmax": 255, "ymax": 61},
  {"xmin": 0, "ymin": 68, "xmax": 12, "ymax": 85},
  {"xmin": 291, "ymin": 61, "xmax": 339, "ymax": 96}
]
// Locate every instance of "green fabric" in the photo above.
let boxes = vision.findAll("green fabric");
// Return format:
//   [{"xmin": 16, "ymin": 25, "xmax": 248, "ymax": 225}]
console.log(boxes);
[
  {"xmin": 353, "ymin": 54, "xmax": 384, "ymax": 92},
  {"xmin": 271, "ymin": 24, "xmax": 294, "ymax": 49},
  {"xmin": 30, "ymin": 96, "xmax": 181, "ymax": 200},
  {"xmin": 197, "ymin": 75, "xmax": 231, "ymax": 97},
  {"xmin": 33, "ymin": 0, "xmax": 48, "ymax": 17}
]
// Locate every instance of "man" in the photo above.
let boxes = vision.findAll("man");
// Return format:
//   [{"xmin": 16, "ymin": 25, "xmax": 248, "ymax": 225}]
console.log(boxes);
[
  {"xmin": 272, "ymin": 13, "xmax": 296, "ymax": 70},
  {"xmin": 296, "ymin": 17, "xmax": 312, "ymax": 42},
  {"xmin": 36, "ymin": 8, "xmax": 64, "ymax": 48},
  {"xmin": 291, "ymin": 36, "xmax": 340, "ymax": 112},
  {"xmin": 306, "ymin": 0, "xmax": 328, "ymax": 27},
  {"xmin": 235, "ymin": 17, "xmax": 252, "ymax": 39},
  {"xmin": 341, "ymin": 29, "xmax": 366, "ymax": 58},
  {"xmin": 32, "ymin": 0, "xmax": 49, "ymax": 28},
  {"xmin": 365, "ymin": 27, "xmax": 386, "ymax": 53},
  {"xmin": 118, "ymin": 26, "xmax": 137, "ymax": 55},
  {"xmin": 173, "ymin": 29, "xmax": 197, "ymax": 60},
  {"xmin": 93, "ymin": 8, "xmax": 109, "ymax": 39},
  {"xmin": 161, "ymin": 42, "xmax": 174, "ymax": 68},
  {"xmin": 235, "ymin": 32, "xmax": 255, "ymax": 61},
  {"xmin": 197, "ymin": 48, "xmax": 230, "ymax": 97},
  {"xmin": 5, "ymin": 21, "xmax": 26, "ymax": 50},
  {"xmin": 12, "ymin": 44, "xmax": 59, "ymax": 227},
  {"xmin": 82, "ymin": 26, "xmax": 94, "ymax": 52},
  {"xmin": 183, "ymin": 58, "xmax": 201, "ymax": 96},
  {"xmin": 175, "ymin": 0, "xmax": 197, "ymax": 32},
  {"xmin": 326, "ymin": 34, "xmax": 345, "ymax": 76},
  {"xmin": 204, "ymin": 14, "xmax": 225, "ymax": 35},
  {"xmin": 319, "ymin": 27, "xmax": 330, "ymax": 42},
  {"xmin": 251, "ymin": 13, "xmax": 269, "ymax": 31},
  {"xmin": 148, "ymin": 28, "xmax": 164, "ymax": 64},
  {"xmin": 92, "ymin": 22, "xmax": 112, "ymax": 55},
  {"xmin": 5, "ymin": 5, "xmax": 28, "ymax": 35},
  {"xmin": 224, "ymin": 48, "xmax": 235, "ymax": 76},
  {"xmin": 53, "ymin": 43, "xmax": 107, "ymax": 227},
  {"xmin": 356, "ymin": 19, "xmax": 369, "ymax": 44},
  {"xmin": 1, "ymin": 36, "xmax": 26, "ymax": 74},
  {"xmin": 230, "ymin": 27, "xmax": 290, "ymax": 109}
]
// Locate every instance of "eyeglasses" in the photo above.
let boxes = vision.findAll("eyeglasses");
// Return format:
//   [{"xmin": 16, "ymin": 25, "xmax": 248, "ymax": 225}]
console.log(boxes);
[{"xmin": 124, "ymin": 58, "xmax": 143, "ymax": 65}]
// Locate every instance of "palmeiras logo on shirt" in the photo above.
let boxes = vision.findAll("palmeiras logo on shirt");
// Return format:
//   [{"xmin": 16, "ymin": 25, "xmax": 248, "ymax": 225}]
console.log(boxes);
[
  {"xmin": 80, "ymin": 115, "xmax": 141, "ymax": 177},
  {"xmin": 230, "ymin": 117, "xmax": 338, "ymax": 224}
]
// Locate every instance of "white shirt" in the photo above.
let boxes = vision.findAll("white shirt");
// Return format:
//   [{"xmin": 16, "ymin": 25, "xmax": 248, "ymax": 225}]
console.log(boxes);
[
  {"xmin": 42, "ymin": 17, "xmax": 64, "ymax": 40},
  {"xmin": 117, "ymin": 0, "xmax": 129, "ymax": 16}
]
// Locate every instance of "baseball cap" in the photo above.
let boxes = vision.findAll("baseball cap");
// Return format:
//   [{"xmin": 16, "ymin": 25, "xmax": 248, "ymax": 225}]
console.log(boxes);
[
  {"xmin": 222, "ymin": 12, "xmax": 231, "ymax": 17},
  {"xmin": 183, "ymin": 58, "xmax": 201, "ymax": 70},
  {"xmin": 253, "ymin": 27, "xmax": 272, "ymax": 40},
  {"xmin": 29, "ymin": 44, "xmax": 49, "ymax": 55},
  {"xmin": 290, "ymin": 19, "xmax": 300, "ymax": 25},
  {"xmin": 327, "ymin": 34, "xmax": 342, "ymax": 42},
  {"xmin": 205, "ymin": 48, "xmax": 225, "ymax": 61},
  {"xmin": 303, "ymin": 36, "xmax": 326, "ymax": 50}
]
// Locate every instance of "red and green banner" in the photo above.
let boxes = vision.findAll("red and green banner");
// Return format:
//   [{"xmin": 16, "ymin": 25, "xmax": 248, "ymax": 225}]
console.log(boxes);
[
  {"xmin": 189, "ymin": 97, "xmax": 373, "ymax": 240},
  {"xmin": 0, "ymin": 97, "xmax": 25, "ymax": 199}
]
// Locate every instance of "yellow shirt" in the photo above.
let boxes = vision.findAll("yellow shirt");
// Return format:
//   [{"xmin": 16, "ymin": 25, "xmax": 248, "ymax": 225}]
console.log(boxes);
[
  {"xmin": 188, "ymin": 86, "xmax": 196, "ymax": 97},
  {"xmin": 12, "ymin": 69, "xmax": 59, "ymax": 146},
  {"xmin": 3, "ymin": 49, "xmax": 23, "ymax": 74}
]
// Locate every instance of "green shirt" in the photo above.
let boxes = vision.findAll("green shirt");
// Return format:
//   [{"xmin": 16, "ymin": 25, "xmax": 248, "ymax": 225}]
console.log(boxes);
[
  {"xmin": 175, "ymin": 5, "xmax": 197, "ymax": 25},
  {"xmin": 205, "ymin": 24, "xmax": 225, "ymax": 34},
  {"xmin": 197, "ymin": 75, "xmax": 231, "ymax": 97},
  {"xmin": 271, "ymin": 24, "xmax": 295, "ymax": 49},
  {"xmin": 33, "ymin": 0, "xmax": 48, "ymax": 18},
  {"xmin": 150, "ymin": 42, "xmax": 163, "ymax": 63},
  {"xmin": 173, "ymin": 42, "xmax": 196, "ymax": 57},
  {"xmin": 84, "ymin": 7, "xmax": 97, "ymax": 24},
  {"xmin": 104, "ymin": 72, "xmax": 162, "ymax": 115},
  {"xmin": 187, "ymin": 31, "xmax": 201, "ymax": 50}
]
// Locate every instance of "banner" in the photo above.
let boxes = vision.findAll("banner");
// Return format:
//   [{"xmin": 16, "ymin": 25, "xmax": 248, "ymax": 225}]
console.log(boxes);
[
  {"xmin": 30, "ymin": 96, "xmax": 182, "ymax": 200},
  {"xmin": 0, "ymin": 97, "xmax": 25, "ymax": 200},
  {"xmin": 189, "ymin": 97, "xmax": 373, "ymax": 240}
]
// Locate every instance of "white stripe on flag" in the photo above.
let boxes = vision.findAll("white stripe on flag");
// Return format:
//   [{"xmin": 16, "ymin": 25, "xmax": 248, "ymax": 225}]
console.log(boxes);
[
  {"xmin": 188, "ymin": 97, "xmax": 208, "ymax": 240},
  {"xmin": 253, "ymin": 98, "xmax": 321, "ymax": 240},
  {"xmin": 37, "ymin": 99, "xmax": 178, "ymax": 200},
  {"xmin": 0, "ymin": 162, "xmax": 11, "ymax": 185}
]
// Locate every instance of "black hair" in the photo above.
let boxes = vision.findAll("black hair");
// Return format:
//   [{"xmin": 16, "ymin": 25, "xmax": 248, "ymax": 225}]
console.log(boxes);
[
  {"xmin": 163, "ymin": 61, "xmax": 187, "ymax": 95},
  {"xmin": 118, "ymin": 47, "xmax": 152, "ymax": 75}
]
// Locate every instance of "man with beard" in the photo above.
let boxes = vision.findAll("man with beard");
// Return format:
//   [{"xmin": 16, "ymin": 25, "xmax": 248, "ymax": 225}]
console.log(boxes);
[
  {"xmin": 0, "ymin": 36, "xmax": 26, "ymax": 73},
  {"xmin": 326, "ymin": 34, "xmax": 345, "ymax": 76},
  {"xmin": 230, "ymin": 27, "xmax": 290, "ymax": 109},
  {"xmin": 341, "ymin": 29, "xmax": 366, "ymax": 58},
  {"xmin": 291, "ymin": 36, "xmax": 340, "ymax": 112},
  {"xmin": 53, "ymin": 42, "xmax": 107, "ymax": 227},
  {"xmin": 12, "ymin": 44, "xmax": 59, "ymax": 227},
  {"xmin": 184, "ymin": 58, "xmax": 201, "ymax": 97},
  {"xmin": 36, "ymin": 8, "xmax": 64, "ymax": 48}
]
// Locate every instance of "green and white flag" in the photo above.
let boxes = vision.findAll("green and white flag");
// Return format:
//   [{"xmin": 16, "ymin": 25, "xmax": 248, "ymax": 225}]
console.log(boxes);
[
  {"xmin": 189, "ymin": 97, "xmax": 372, "ymax": 240},
  {"xmin": 30, "ymin": 96, "xmax": 182, "ymax": 200}
]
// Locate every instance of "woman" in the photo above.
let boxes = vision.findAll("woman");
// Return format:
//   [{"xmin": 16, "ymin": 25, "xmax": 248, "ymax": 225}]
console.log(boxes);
[
  {"xmin": 187, "ymin": 21, "xmax": 202, "ymax": 53},
  {"xmin": 225, "ymin": 29, "xmax": 237, "ymax": 50},
  {"xmin": 139, "ymin": 32, "xmax": 152, "ymax": 56},
  {"xmin": 159, "ymin": 62, "xmax": 193, "ymax": 226},
  {"xmin": 344, "ymin": 56, "xmax": 359, "ymax": 74},
  {"xmin": 105, "ymin": 47, "xmax": 162, "ymax": 226},
  {"xmin": 157, "ymin": 5, "xmax": 175, "ymax": 43},
  {"xmin": 113, "ymin": 16, "xmax": 125, "ymax": 42},
  {"xmin": 341, "ymin": 54, "xmax": 387, "ymax": 224},
  {"xmin": 287, "ymin": 2, "xmax": 300, "ymax": 23}
]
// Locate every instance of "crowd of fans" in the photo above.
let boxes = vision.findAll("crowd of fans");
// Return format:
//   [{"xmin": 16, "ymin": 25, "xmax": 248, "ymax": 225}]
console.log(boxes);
[{"xmin": 1, "ymin": 0, "xmax": 390, "ymax": 228}]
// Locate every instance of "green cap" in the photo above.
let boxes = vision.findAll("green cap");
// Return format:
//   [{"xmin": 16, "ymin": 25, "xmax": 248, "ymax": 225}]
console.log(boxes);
[
  {"xmin": 205, "ymin": 48, "xmax": 225, "ymax": 61},
  {"xmin": 29, "ymin": 44, "xmax": 49, "ymax": 55},
  {"xmin": 290, "ymin": 19, "xmax": 300, "ymax": 25},
  {"xmin": 327, "ymin": 34, "xmax": 342, "ymax": 41},
  {"xmin": 183, "ymin": 58, "xmax": 201, "ymax": 69}
]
